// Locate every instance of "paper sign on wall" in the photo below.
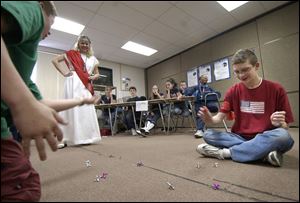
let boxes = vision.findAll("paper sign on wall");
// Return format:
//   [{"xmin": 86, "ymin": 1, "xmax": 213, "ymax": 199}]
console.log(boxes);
[
  {"xmin": 198, "ymin": 64, "xmax": 212, "ymax": 83},
  {"xmin": 214, "ymin": 58, "xmax": 230, "ymax": 81},
  {"xmin": 187, "ymin": 68, "xmax": 198, "ymax": 87}
]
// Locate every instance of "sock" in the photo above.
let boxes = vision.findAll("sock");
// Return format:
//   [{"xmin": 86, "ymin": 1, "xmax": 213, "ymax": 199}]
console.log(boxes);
[{"xmin": 221, "ymin": 148, "xmax": 231, "ymax": 158}]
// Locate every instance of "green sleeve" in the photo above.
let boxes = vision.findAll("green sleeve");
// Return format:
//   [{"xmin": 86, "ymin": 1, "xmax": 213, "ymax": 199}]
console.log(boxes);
[
  {"xmin": 28, "ymin": 80, "xmax": 43, "ymax": 101},
  {"xmin": 1, "ymin": 1, "xmax": 43, "ymax": 44}
]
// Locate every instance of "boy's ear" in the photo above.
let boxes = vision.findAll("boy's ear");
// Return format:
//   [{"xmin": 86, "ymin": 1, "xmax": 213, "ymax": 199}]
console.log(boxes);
[
  {"xmin": 255, "ymin": 62, "xmax": 259, "ymax": 70},
  {"xmin": 39, "ymin": 1, "xmax": 44, "ymax": 8}
]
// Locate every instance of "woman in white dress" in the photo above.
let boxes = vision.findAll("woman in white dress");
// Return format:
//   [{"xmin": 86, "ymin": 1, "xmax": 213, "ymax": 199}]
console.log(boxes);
[{"xmin": 52, "ymin": 36, "xmax": 101, "ymax": 148}]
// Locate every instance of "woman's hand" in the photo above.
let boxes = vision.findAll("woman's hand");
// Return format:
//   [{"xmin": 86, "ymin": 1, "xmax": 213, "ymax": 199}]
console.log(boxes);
[{"xmin": 89, "ymin": 74, "xmax": 99, "ymax": 81}]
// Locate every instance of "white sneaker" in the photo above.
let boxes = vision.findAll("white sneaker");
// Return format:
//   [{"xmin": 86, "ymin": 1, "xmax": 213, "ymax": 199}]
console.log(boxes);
[
  {"xmin": 266, "ymin": 151, "xmax": 283, "ymax": 167},
  {"xmin": 141, "ymin": 122, "xmax": 154, "ymax": 135},
  {"xmin": 136, "ymin": 129, "xmax": 142, "ymax": 134},
  {"xmin": 131, "ymin": 128, "xmax": 137, "ymax": 136},
  {"xmin": 196, "ymin": 143, "xmax": 224, "ymax": 160},
  {"xmin": 147, "ymin": 122, "xmax": 155, "ymax": 131},
  {"xmin": 57, "ymin": 143, "xmax": 67, "ymax": 149},
  {"xmin": 194, "ymin": 130, "xmax": 204, "ymax": 138}
]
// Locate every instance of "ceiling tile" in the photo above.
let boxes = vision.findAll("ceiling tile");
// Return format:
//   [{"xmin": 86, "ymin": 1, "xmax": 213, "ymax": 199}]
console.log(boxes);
[
  {"xmin": 82, "ymin": 27, "xmax": 126, "ymax": 48},
  {"xmin": 131, "ymin": 32, "xmax": 170, "ymax": 51},
  {"xmin": 92, "ymin": 43, "xmax": 119, "ymax": 60},
  {"xmin": 143, "ymin": 21, "xmax": 185, "ymax": 44},
  {"xmin": 230, "ymin": 1, "xmax": 266, "ymax": 23},
  {"xmin": 206, "ymin": 13, "xmax": 240, "ymax": 33},
  {"xmin": 259, "ymin": 1, "xmax": 289, "ymax": 11},
  {"xmin": 176, "ymin": 1, "xmax": 228, "ymax": 24},
  {"xmin": 158, "ymin": 6, "xmax": 206, "ymax": 35},
  {"xmin": 69, "ymin": 1, "xmax": 104, "ymax": 13},
  {"xmin": 122, "ymin": 1, "xmax": 173, "ymax": 19},
  {"xmin": 53, "ymin": 1, "xmax": 95, "ymax": 25},
  {"xmin": 88, "ymin": 14, "xmax": 139, "ymax": 39},
  {"xmin": 97, "ymin": 2, "xmax": 154, "ymax": 30}
]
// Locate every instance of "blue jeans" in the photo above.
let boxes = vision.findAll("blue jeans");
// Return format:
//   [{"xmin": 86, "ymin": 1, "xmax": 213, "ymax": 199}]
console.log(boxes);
[
  {"xmin": 195, "ymin": 101, "xmax": 219, "ymax": 131},
  {"xmin": 146, "ymin": 110, "xmax": 161, "ymax": 125},
  {"xmin": 102, "ymin": 110, "xmax": 116, "ymax": 126},
  {"xmin": 123, "ymin": 110, "xmax": 140, "ymax": 130},
  {"xmin": 203, "ymin": 128, "xmax": 294, "ymax": 163},
  {"xmin": 9, "ymin": 125, "xmax": 22, "ymax": 143},
  {"xmin": 163, "ymin": 104, "xmax": 182, "ymax": 116}
]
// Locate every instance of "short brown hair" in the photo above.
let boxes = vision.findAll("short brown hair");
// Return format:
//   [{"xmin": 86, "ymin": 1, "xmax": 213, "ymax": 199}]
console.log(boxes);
[
  {"xmin": 40, "ymin": 1, "xmax": 58, "ymax": 16},
  {"xmin": 232, "ymin": 49, "xmax": 258, "ymax": 66},
  {"xmin": 129, "ymin": 86, "xmax": 137, "ymax": 91}
]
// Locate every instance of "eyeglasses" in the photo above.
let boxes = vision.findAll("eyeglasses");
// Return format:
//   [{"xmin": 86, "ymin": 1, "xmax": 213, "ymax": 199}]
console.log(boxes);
[{"xmin": 233, "ymin": 66, "xmax": 253, "ymax": 76}]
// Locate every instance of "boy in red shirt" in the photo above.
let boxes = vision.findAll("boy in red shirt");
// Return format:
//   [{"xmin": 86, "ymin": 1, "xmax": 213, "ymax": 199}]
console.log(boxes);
[{"xmin": 197, "ymin": 49, "xmax": 294, "ymax": 167}]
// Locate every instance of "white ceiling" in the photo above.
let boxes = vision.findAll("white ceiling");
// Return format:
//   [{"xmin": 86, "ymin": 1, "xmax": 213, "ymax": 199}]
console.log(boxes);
[{"xmin": 39, "ymin": 1, "xmax": 290, "ymax": 69}]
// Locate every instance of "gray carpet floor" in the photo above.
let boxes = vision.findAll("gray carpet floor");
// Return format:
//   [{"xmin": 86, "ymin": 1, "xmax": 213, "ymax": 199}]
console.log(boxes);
[{"xmin": 30, "ymin": 128, "xmax": 299, "ymax": 202}]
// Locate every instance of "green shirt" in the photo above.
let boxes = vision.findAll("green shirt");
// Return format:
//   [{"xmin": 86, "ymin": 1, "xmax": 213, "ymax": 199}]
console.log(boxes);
[{"xmin": 1, "ymin": 1, "xmax": 44, "ymax": 138}]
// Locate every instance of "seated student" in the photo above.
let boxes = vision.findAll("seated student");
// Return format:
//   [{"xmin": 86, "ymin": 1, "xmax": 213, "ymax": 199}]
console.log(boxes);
[
  {"xmin": 137, "ymin": 85, "xmax": 164, "ymax": 136},
  {"xmin": 163, "ymin": 78, "xmax": 183, "ymax": 115},
  {"xmin": 123, "ymin": 86, "xmax": 146, "ymax": 135},
  {"xmin": 179, "ymin": 80, "xmax": 192, "ymax": 117},
  {"xmin": 196, "ymin": 49, "xmax": 294, "ymax": 167},
  {"xmin": 98, "ymin": 86, "xmax": 118, "ymax": 133},
  {"xmin": 184, "ymin": 75, "xmax": 220, "ymax": 138}
]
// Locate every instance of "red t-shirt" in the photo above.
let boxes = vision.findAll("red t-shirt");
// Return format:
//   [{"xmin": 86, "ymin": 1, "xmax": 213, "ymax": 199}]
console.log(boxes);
[{"xmin": 220, "ymin": 80, "xmax": 294, "ymax": 139}]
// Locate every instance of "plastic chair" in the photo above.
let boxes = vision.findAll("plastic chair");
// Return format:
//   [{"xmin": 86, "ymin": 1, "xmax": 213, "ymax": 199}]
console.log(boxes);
[{"xmin": 174, "ymin": 100, "xmax": 196, "ymax": 132}]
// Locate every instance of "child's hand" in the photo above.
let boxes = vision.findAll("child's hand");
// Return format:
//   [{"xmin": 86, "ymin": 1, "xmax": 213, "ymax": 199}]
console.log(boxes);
[
  {"xmin": 81, "ymin": 96, "xmax": 100, "ymax": 105},
  {"xmin": 270, "ymin": 111, "xmax": 286, "ymax": 127},
  {"xmin": 197, "ymin": 106, "xmax": 213, "ymax": 124},
  {"xmin": 11, "ymin": 100, "xmax": 67, "ymax": 161}
]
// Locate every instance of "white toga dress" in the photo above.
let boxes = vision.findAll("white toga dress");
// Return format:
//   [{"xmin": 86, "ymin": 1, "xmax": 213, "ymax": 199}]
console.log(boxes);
[{"xmin": 60, "ymin": 53, "xmax": 101, "ymax": 146}]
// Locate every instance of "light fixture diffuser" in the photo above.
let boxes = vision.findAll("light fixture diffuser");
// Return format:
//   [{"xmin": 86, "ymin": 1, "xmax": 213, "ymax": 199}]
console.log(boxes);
[
  {"xmin": 51, "ymin": 17, "xmax": 85, "ymax": 36},
  {"xmin": 217, "ymin": 1, "xmax": 248, "ymax": 12},
  {"xmin": 121, "ymin": 41, "xmax": 157, "ymax": 56}
]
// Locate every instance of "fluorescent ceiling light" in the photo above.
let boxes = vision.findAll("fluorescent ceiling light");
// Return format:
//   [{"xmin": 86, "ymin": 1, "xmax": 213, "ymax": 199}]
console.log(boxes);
[
  {"xmin": 51, "ymin": 17, "xmax": 85, "ymax": 35},
  {"xmin": 217, "ymin": 1, "xmax": 248, "ymax": 12},
  {"xmin": 121, "ymin": 41, "xmax": 157, "ymax": 56}
]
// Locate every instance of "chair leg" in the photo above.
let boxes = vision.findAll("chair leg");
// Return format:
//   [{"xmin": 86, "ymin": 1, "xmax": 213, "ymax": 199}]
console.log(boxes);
[{"xmin": 188, "ymin": 115, "xmax": 194, "ymax": 129}]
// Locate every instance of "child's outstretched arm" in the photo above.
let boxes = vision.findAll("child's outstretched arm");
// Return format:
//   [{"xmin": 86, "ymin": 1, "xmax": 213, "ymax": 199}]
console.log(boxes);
[
  {"xmin": 1, "ymin": 36, "xmax": 67, "ymax": 161},
  {"xmin": 41, "ymin": 96, "xmax": 100, "ymax": 112}
]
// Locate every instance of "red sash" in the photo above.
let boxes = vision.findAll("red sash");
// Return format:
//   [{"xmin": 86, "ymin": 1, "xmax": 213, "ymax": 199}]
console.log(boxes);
[{"xmin": 64, "ymin": 50, "xmax": 94, "ymax": 95}]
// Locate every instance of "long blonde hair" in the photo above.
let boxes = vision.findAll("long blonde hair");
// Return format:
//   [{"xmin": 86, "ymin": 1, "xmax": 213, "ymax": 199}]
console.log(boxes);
[{"xmin": 74, "ymin": 35, "xmax": 94, "ymax": 57}]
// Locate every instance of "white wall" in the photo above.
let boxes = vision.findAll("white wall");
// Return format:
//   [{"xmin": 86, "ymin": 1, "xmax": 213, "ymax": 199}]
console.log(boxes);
[
  {"xmin": 34, "ymin": 49, "xmax": 146, "ymax": 100},
  {"xmin": 35, "ymin": 51, "xmax": 65, "ymax": 99}
]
